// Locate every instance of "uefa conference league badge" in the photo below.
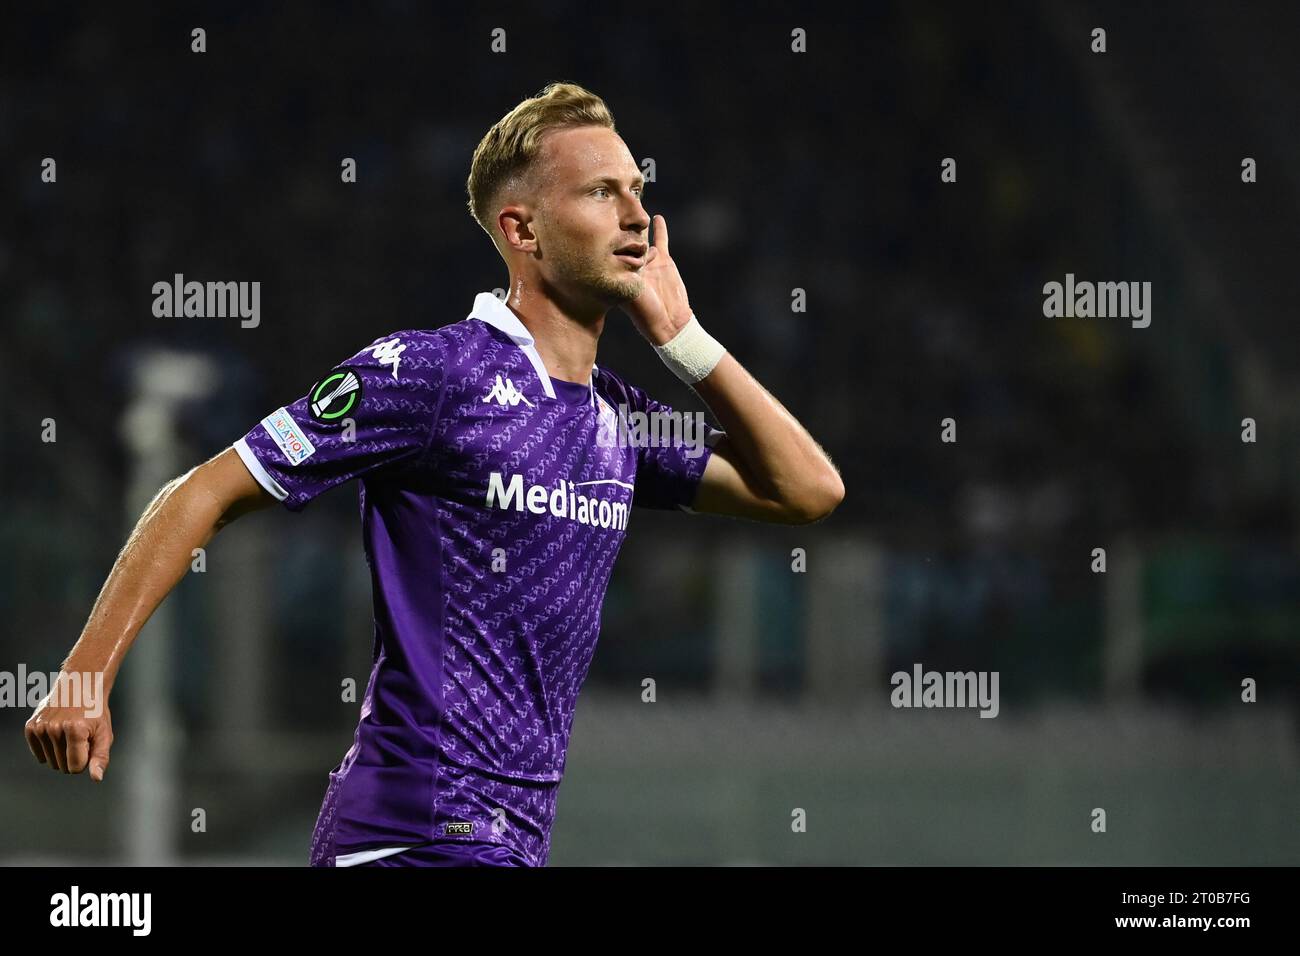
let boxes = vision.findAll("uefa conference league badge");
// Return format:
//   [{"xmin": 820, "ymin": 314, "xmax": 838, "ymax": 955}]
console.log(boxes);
[{"xmin": 308, "ymin": 366, "xmax": 363, "ymax": 425}]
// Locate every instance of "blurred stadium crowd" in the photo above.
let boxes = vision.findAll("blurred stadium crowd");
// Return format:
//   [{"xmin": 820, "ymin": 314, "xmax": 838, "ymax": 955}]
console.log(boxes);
[{"xmin": 2, "ymin": 1, "xmax": 1297, "ymax": 732}]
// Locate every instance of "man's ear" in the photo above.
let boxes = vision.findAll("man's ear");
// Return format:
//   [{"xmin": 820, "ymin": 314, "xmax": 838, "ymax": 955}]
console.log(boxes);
[{"xmin": 498, "ymin": 206, "xmax": 537, "ymax": 255}]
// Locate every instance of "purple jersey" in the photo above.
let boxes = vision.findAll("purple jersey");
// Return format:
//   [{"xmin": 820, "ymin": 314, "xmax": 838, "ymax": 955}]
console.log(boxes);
[{"xmin": 234, "ymin": 291, "xmax": 720, "ymax": 866}]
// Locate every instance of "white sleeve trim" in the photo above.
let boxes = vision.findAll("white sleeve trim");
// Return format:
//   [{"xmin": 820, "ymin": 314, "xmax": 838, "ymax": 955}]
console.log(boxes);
[{"xmin": 233, "ymin": 437, "xmax": 289, "ymax": 502}]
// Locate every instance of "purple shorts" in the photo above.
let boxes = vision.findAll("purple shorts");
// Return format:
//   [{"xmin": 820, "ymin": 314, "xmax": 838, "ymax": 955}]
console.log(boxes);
[{"xmin": 354, "ymin": 840, "xmax": 531, "ymax": 867}]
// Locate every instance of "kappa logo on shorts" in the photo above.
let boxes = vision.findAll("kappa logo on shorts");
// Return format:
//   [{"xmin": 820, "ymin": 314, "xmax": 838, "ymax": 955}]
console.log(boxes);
[
  {"xmin": 309, "ymin": 366, "xmax": 363, "ymax": 424},
  {"xmin": 444, "ymin": 821, "xmax": 474, "ymax": 836},
  {"xmin": 260, "ymin": 407, "xmax": 316, "ymax": 465}
]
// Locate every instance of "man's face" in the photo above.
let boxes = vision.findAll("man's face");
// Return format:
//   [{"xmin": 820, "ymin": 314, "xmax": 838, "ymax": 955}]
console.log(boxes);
[{"xmin": 521, "ymin": 126, "xmax": 651, "ymax": 306}]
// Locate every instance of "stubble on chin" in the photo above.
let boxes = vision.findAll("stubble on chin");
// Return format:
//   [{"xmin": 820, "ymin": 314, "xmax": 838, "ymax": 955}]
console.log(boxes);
[
  {"xmin": 598, "ymin": 271, "xmax": 644, "ymax": 305},
  {"xmin": 557, "ymin": 248, "xmax": 644, "ymax": 305}
]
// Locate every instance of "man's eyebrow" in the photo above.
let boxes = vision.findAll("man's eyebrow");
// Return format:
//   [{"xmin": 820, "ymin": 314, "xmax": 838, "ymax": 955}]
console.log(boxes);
[{"xmin": 581, "ymin": 174, "xmax": 647, "ymax": 190}]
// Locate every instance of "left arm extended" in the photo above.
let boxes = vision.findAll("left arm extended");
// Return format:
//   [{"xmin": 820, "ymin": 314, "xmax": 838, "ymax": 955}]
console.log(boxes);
[{"xmin": 624, "ymin": 214, "xmax": 845, "ymax": 524}]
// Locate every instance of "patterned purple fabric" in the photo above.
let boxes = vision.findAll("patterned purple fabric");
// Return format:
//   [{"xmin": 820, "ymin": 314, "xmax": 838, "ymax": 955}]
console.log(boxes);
[
  {"xmin": 234, "ymin": 292, "xmax": 718, "ymax": 866},
  {"xmin": 353, "ymin": 840, "xmax": 531, "ymax": 867}
]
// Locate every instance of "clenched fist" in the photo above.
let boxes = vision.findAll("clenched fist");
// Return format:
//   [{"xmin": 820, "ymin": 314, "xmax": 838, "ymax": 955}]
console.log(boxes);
[{"xmin": 24, "ymin": 677, "xmax": 114, "ymax": 781}]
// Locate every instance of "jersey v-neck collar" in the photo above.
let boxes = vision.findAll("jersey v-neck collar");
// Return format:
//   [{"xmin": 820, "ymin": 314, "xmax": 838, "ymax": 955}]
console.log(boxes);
[{"xmin": 467, "ymin": 291, "xmax": 596, "ymax": 407}]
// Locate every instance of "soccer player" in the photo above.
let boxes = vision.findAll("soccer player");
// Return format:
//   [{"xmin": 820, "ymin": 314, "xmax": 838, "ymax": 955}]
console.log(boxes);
[{"xmin": 24, "ymin": 82, "xmax": 844, "ymax": 867}]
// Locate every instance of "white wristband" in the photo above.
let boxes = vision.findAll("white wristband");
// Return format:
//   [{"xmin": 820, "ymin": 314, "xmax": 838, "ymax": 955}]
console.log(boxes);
[{"xmin": 654, "ymin": 313, "xmax": 726, "ymax": 384}]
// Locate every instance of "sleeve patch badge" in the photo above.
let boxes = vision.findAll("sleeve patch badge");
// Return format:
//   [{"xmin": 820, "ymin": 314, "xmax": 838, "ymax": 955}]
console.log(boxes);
[
  {"xmin": 309, "ymin": 366, "xmax": 363, "ymax": 424},
  {"xmin": 260, "ymin": 407, "xmax": 317, "ymax": 465}
]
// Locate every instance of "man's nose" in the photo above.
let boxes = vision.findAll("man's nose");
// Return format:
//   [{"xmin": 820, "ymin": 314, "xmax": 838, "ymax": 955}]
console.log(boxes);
[{"xmin": 622, "ymin": 197, "xmax": 650, "ymax": 232}]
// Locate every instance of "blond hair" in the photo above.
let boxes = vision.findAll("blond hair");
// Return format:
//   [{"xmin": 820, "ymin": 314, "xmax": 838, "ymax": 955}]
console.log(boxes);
[{"xmin": 466, "ymin": 82, "xmax": 616, "ymax": 240}]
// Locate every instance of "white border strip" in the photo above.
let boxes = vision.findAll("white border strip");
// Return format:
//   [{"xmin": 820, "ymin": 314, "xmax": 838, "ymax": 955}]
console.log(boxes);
[
  {"xmin": 334, "ymin": 844, "xmax": 419, "ymax": 867},
  {"xmin": 517, "ymin": 342, "xmax": 557, "ymax": 400},
  {"xmin": 233, "ymin": 438, "xmax": 289, "ymax": 502},
  {"xmin": 471, "ymin": 291, "xmax": 557, "ymax": 400}
]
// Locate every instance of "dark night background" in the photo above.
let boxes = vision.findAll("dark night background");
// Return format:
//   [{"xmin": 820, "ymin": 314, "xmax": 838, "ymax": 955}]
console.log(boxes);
[{"xmin": 1, "ymin": 1, "xmax": 1296, "ymax": 864}]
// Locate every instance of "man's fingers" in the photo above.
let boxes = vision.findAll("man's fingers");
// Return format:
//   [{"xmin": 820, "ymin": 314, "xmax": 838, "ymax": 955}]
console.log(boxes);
[
  {"xmin": 652, "ymin": 214, "xmax": 668, "ymax": 254},
  {"xmin": 24, "ymin": 725, "xmax": 48, "ymax": 765},
  {"xmin": 89, "ymin": 732, "xmax": 112, "ymax": 782},
  {"xmin": 45, "ymin": 723, "xmax": 68, "ymax": 772},
  {"xmin": 37, "ymin": 731, "xmax": 59, "ymax": 769},
  {"xmin": 65, "ymin": 723, "xmax": 91, "ymax": 774},
  {"xmin": 26, "ymin": 707, "xmax": 114, "ymax": 779}
]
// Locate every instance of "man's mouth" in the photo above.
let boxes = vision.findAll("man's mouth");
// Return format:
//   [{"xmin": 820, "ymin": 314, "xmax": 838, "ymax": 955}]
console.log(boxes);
[{"xmin": 614, "ymin": 242, "xmax": 646, "ymax": 266}]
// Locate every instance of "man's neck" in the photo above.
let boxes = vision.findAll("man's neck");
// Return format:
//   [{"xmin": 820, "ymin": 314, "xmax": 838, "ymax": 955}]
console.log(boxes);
[{"xmin": 503, "ymin": 280, "xmax": 606, "ymax": 384}]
